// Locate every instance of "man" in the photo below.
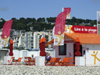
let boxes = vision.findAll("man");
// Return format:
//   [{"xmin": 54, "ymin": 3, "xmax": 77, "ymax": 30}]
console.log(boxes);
[{"xmin": 31, "ymin": 54, "xmax": 34, "ymax": 61}]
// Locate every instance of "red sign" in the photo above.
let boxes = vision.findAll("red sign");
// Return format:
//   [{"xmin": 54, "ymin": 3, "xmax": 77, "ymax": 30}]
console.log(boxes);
[{"xmin": 71, "ymin": 25, "xmax": 97, "ymax": 34}]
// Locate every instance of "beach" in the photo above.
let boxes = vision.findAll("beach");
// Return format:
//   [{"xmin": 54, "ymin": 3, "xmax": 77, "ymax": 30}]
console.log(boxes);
[{"xmin": 0, "ymin": 60, "xmax": 100, "ymax": 75}]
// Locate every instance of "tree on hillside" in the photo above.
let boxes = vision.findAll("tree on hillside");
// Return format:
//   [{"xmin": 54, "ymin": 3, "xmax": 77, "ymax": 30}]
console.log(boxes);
[
  {"xmin": 46, "ymin": 17, "xmax": 56, "ymax": 22},
  {"xmin": 37, "ymin": 17, "xmax": 45, "ymax": 22},
  {"xmin": 0, "ymin": 18, "xmax": 5, "ymax": 28},
  {"xmin": 0, "ymin": 17, "xmax": 97, "ymax": 31},
  {"xmin": 19, "ymin": 17, "xmax": 26, "ymax": 24},
  {"xmin": 26, "ymin": 18, "xmax": 36, "ymax": 23},
  {"xmin": 11, "ymin": 18, "xmax": 18, "ymax": 29}
]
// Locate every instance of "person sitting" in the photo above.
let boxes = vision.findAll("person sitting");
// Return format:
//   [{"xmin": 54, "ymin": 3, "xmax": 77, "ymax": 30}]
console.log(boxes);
[
  {"xmin": 31, "ymin": 54, "xmax": 34, "ymax": 61},
  {"xmin": 28, "ymin": 54, "xmax": 34, "ymax": 65},
  {"xmin": 12, "ymin": 57, "xmax": 15, "ymax": 62},
  {"xmin": 46, "ymin": 53, "xmax": 51, "ymax": 64}
]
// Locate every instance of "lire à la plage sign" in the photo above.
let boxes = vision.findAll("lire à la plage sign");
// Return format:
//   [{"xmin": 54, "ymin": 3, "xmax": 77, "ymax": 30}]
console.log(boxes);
[{"xmin": 64, "ymin": 25, "xmax": 97, "ymax": 34}]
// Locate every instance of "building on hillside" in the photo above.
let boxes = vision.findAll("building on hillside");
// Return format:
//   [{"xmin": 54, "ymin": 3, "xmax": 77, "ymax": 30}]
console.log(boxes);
[
  {"xmin": 13, "ymin": 31, "xmax": 53, "ymax": 49},
  {"xmin": 79, "ymin": 23, "xmax": 91, "ymax": 26},
  {"xmin": 45, "ymin": 30, "xmax": 53, "ymax": 48},
  {"xmin": 10, "ymin": 29, "xmax": 25, "ymax": 39}
]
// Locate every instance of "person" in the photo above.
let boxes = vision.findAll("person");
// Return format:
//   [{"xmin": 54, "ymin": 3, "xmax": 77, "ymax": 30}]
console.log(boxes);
[
  {"xmin": 31, "ymin": 54, "xmax": 34, "ymax": 61},
  {"xmin": 46, "ymin": 53, "xmax": 51, "ymax": 64},
  {"xmin": 12, "ymin": 57, "xmax": 15, "ymax": 62}
]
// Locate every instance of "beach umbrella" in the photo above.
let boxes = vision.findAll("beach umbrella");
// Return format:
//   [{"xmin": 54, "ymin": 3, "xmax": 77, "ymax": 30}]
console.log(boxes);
[
  {"xmin": 9, "ymin": 39, "xmax": 14, "ymax": 56},
  {"xmin": 74, "ymin": 37, "xmax": 81, "ymax": 56},
  {"xmin": 39, "ymin": 37, "xmax": 46, "ymax": 56}
]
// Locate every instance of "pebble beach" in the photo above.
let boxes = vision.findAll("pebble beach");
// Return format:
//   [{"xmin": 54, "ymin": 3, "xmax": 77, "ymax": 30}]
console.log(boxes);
[{"xmin": 0, "ymin": 60, "xmax": 100, "ymax": 75}]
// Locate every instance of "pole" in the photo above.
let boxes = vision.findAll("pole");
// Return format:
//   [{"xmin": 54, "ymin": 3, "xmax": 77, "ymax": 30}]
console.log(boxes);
[
  {"xmin": 97, "ymin": 11, "xmax": 98, "ymax": 34},
  {"xmin": 62, "ymin": 7, "xmax": 64, "ymax": 12},
  {"xmin": 53, "ymin": 47, "xmax": 55, "ymax": 65},
  {"xmin": 97, "ymin": 11, "xmax": 100, "ymax": 34}
]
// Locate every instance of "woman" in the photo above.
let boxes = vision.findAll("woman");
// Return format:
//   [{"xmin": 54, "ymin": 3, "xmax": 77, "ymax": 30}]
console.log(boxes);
[{"xmin": 46, "ymin": 53, "xmax": 51, "ymax": 64}]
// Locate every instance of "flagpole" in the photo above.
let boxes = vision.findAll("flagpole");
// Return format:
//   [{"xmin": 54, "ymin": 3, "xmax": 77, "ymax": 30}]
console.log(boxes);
[
  {"xmin": 97, "ymin": 11, "xmax": 100, "ymax": 34},
  {"xmin": 97, "ymin": 11, "xmax": 98, "ymax": 34}
]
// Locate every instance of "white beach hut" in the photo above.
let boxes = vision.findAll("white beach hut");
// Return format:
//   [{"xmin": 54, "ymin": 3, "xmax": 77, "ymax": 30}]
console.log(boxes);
[{"xmin": 46, "ymin": 25, "xmax": 100, "ymax": 66}]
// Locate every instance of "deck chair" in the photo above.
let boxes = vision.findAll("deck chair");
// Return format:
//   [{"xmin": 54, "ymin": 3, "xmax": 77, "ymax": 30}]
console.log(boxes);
[
  {"xmin": 45, "ymin": 58, "xmax": 56, "ymax": 65},
  {"xmin": 27, "ymin": 57, "xmax": 31, "ymax": 65},
  {"xmin": 48, "ymin": 58, "xmax": 61, "ymax": 66},
  {"xmin": 63, "ymin": 57, "xmax": 70, "ymax": 66},
  {"xmin": 8, "ymin": 57, "xmax": 14, "ymax": 65},
  {"xmin": 69, "ymin": 57, "xmax": 75, "ymax": 66},
  {"xmin": 14, "ymin": 57, "xmax": 22, "ymax": 65},
  {"xmin": 54, "ymin": 58, "xmax": 61, "ymax": 66},
  {"xmin": 58, "ymin": 57, "xmax": 70, "ymax": 66},
  {"xmin": 30, "ymin": 58, "xmax": 35, "ymax": 65}
]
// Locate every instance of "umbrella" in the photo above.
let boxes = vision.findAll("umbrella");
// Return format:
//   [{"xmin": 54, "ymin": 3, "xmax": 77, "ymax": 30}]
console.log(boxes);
[
  {"xmin": 74, "ymin": 37, "xmax": 81, "ymax": 56},
  {"xmin": 39, "ymin": 37, "xmax": 46, "ymax": 56},
  {"xmin": 9, "ymin": 39, "xmax": 14, "ymax": 56}
]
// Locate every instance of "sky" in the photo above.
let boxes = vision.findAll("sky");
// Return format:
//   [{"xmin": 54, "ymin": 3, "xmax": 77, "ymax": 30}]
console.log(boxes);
[{"xmin": 0, "ymin": 0, "xmax": 100, "ymax": 20}]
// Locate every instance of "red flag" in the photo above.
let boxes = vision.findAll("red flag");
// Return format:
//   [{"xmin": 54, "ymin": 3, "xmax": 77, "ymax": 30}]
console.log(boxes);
[
  {"xmin": 54, "ymin": 8, "xmax": 71, "ymax": 46},
  {"xmin": 55, "ymin": 8, "xmax": 71, "ymax": 35},
  {"xmin": 2, "ymin": 20, "xmax": 13, "ymax": 39},
  {"xmin": 1, "ymin": 20, "xmax": 13, "ymax": 47},
  {"xmin": 64, "ymin": 8, "xmax": 71, "ymax": 19},
  {"xmin": 55, "ymin": 12, "xmax": 67, "ymax": 35},
  {"xmin": 64, "ymin": 8, "xmax": 71, "ymax": 13}
]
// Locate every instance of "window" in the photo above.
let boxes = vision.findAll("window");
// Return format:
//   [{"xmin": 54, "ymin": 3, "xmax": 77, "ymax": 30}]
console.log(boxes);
[
  {"xmin": 59, "ymin": 44, "xmax": 66, "ymax": 55},
  {"xmin": 36, "ymin": 35, "xmax": 38, "ymax": 48}
]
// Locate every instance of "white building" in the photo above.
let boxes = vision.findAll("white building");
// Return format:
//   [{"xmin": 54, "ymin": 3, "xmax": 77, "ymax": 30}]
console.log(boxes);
[
  {"xmin": 12, "ymin": 49, "xmax": 55, "ymax": 62},
  {"xmin": 13, "ymin": 31, "xmax": 53, "ymax": 49}
]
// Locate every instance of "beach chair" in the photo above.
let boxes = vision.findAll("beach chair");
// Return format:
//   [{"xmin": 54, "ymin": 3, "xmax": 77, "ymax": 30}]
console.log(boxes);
[
  {"xmin": 14, "ymin": 57, "xmax": 22, "ymax": 65},
  {"xmin": 69, "ymin": 57, "xmax": 75, "ymax": 66},
  {"xmin": 24, "ymin": 57, "xmax": 35, "ymax": 65},
  {"xmin": 45, "ymin": 57, "xmax": 56, "ymax": 66},
  {"xmin": 54, "ymin": 58, "xmax": 61, "ymax": 66},
  {"xmin": 25, "ymin": 57, "xmax": 31, "ymax": 65},
  {"xmin": 47, "ymin": 58, "xmax": 61, "ymax": 66},
  {"xmin": 8, "ymin": 57, "xmax": 14, "ymax": 65},
  {"xmin": 30, "ymin": 58, "xmax": 35, "ymax": 65},
  {"xmin": 58, "ymin": 57, "xmax": 70, "ymax": 66}
]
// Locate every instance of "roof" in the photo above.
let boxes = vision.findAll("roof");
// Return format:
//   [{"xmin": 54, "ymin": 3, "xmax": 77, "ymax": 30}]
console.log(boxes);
[
  {"xmin": 45, "ymin": 33, "xmax": 100, "ymax": 46},
  {"xmin": 0, "ymin": 48, "xmax": 9, "ymax": 51},
  {"xmin": 65, "ymin": 33, "xmax": 100, "ymax": 44},
  {"xmin": 10, "ymin": 39, "xmax": 13, "ymax": 44},
  {"xmin": 39, "ymin": 37, "xmax": 46, "ymax": 43}
]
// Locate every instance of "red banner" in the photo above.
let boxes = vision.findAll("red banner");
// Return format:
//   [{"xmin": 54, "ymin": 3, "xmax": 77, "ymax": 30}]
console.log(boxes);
[
  {"xmin": 71, "ymin": 25, "xmax": 97, "ymax": 34},
  {"xmin": 1, "ymin": 20, "xmax": 13, "ymax": 47},
  {"xmin": 54, "ymin": 8, "xmax": 71, "ymax": 46},
  {"xmin": 1, "ymin": 20, "xmax": 13, "ymax": 39},
  {"xmin": 64, "ymin": 8, "xmax": 71, "ymax": 13},
  {"xmin": 55, "ymin": 8, "xmax": 71, "ymax": 35},
  {"xmin": 55, "ymin": 12, "xmax": 67, "ymax": 35}
]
